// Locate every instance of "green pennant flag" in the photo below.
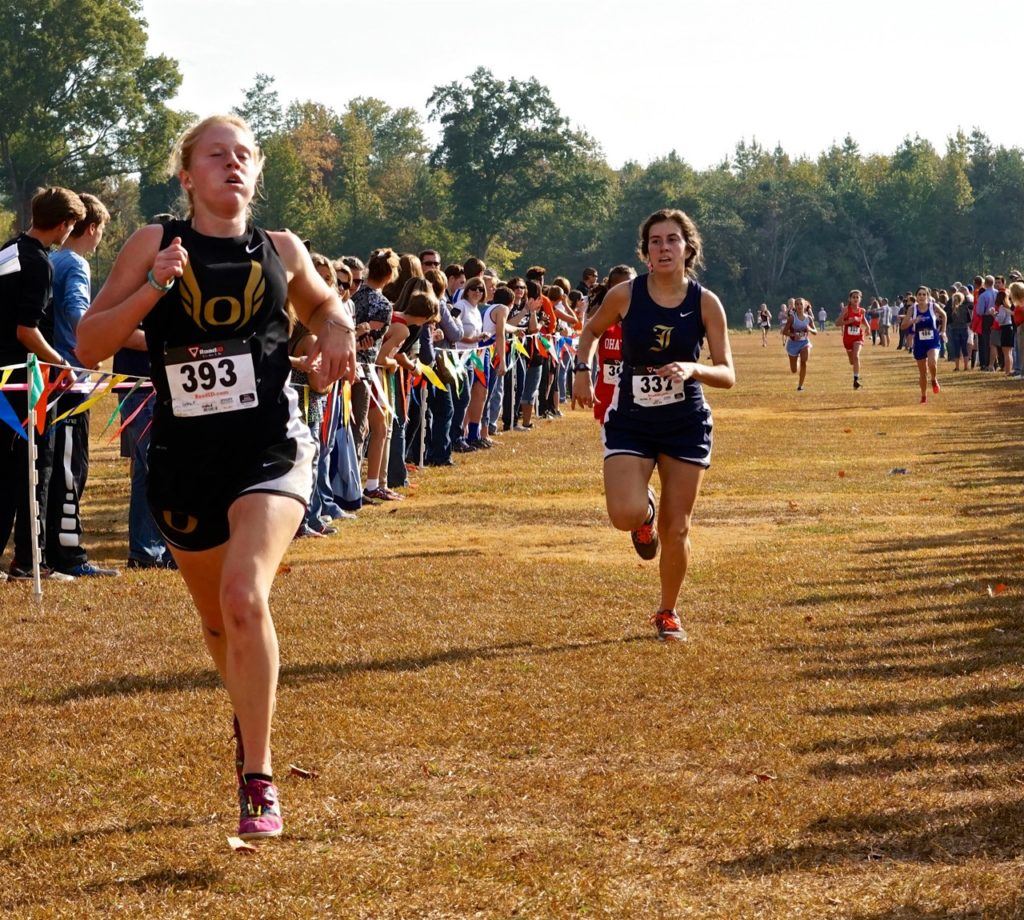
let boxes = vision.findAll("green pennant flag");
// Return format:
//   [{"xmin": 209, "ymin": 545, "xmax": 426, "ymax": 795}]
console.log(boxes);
[
  {"xmin": 27, "ymin": 354, "xmax": 44, "ymax": 412},
  {"xmin": 468, "ymin": 350, "xmax": 485, "ymax": 371},
  {"xmin": 444, "ymin": 351, "xmax": 463, "ymax": 395},
  {"xmin": 101, "ymin": 377, "xmax": 144, "ymax": 435}
]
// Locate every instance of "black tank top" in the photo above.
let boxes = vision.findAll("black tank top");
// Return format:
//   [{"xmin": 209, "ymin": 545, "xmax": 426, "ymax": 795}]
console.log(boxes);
[
  {"xmin": 613, "ymin": 273, "xmax": 708, "ymax": 420},
  {"xmin": 144, "ymin": 220, "xmax": 293, "ymax": 454}
]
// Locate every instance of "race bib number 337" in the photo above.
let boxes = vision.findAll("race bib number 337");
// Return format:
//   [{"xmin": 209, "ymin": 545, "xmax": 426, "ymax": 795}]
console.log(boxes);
[
  {"xmin": 166, "ymin": 340, "xmax": 258, "ymax": 418},
  {"xmin": 632, "ymin": 372, "xmax": 684, "ymax": 408}
]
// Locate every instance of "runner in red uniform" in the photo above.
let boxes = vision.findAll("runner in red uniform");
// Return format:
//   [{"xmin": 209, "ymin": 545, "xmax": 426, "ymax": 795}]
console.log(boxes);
[
  {"xmin": 594, "ymin": 322, "xmax": 622, "ymax": 422},
  {"xmin": 838, "ymin": 289, "xmax": 867, "ymax": 389}
]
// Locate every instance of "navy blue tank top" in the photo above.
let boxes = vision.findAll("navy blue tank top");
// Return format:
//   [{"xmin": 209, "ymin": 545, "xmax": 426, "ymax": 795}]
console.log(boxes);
[
  {"xmin": 613, "ymin": 274, "xmax": 708, "ymax": 419},
  {"xmin": 144, "ymin": 219, "xmax": 293, "ymax": 456}
]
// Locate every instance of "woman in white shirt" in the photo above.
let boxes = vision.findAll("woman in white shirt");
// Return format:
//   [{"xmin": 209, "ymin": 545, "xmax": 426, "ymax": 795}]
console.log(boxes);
[{"xmin": 454, "ymin": 280, "xmax": 488, "ymax": 448}]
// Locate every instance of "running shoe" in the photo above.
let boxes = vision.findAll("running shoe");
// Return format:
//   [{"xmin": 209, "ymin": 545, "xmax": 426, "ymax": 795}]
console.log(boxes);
[
  {"xmin": 796, "ymin": 385, "xmax": 803, "ymax": 391},
  {"xmin": 920, "ymin": 395, "xmax": 927, "ymax": 404},
  {"xmin": 237, "ymin": 778, "xmax": 283, "ymax": 839},
  {"xmin": 58, "ymin": 561, "xmax": 120, "ymax": 578},
  {"xmin": 853, "ymin": 378, "xmax": 862, "ymax": 390},
  {"xmin": 126, "ymin": 557, "xmax": 176, "ymax": 570},
  {"xmin": 295, "ymin": 524, "xmax": 325, "ymax": 538},
  {"xmin": 363, "ymin": 486, "xmax": 400, "ymax": 502},
  {"xmin": 468, "ymin": 438, "xmax": 493, "ymax": 450},
  {"xmin": 651, "ymin": 609, "xmax": 688, "ymax": 642},
  {"xmin": 631, "ymin": 487, "xmax": 659, "ymax": 560},
  {"xmin": 932, "ymin": 380, "xmax": 940, "ymax": 394},
  {"xmin": 233, "ymin": 715, "xmax": 244, "ymax": 787},
  {"xmin": 381, "ymin": 486, "xmax": 405, "ymax": 501},
  {"xmin": 8, "ymin": 562, "xmax": 75, "ymax": 581}
]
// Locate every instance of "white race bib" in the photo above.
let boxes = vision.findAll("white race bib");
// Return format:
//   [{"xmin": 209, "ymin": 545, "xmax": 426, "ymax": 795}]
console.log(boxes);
[
  {"xmin": 166, "ymin": 340, "xmax": 258, "ymax": 418},
  {"xmin": 602, "ymin": 360, "xmax": 622, "ymax": 385},
  {"xmin": 846, "ymin": 324, "xmax": 861, "ymax": 333},
  {"xmin": 917, "ymin": 328, "xmax": 934, "ymax": 341},
  {"xmin": 632, "ymin": 372, "xmax": 684, "ymax": 408}
]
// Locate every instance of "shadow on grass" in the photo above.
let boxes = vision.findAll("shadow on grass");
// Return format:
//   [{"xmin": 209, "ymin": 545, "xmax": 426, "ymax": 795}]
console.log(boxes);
[
  {"xmin": 0, "ymin": 813, "xmax": 216, "ymax": 862},
  {"xmin": 42, "ymin": 635, "xmax": 648, "ymax": 704},
  {"xmin": 719, "ymin": 398, "xmax": 1024, "ymax": 878},
  {"xmin": 717, "ymin": 794, "xmax": 1024, "ymax": 875},
  {"xmin": 83, "ymin": 865, "xmax": 222, "ymax": 895}
]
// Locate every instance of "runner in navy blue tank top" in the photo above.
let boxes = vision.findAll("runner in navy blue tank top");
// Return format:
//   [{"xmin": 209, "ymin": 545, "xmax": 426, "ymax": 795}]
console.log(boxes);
[
  {"xmin": 575, "ymin": 209, "xmax": 735, "ymax": 641},
  {"xmin": 900, "ymin": 285, "xmax": 947, "ymax": 403},
  {"xmin": 77, "ymin": 115, "xmax": 357, "ymax": 842}
]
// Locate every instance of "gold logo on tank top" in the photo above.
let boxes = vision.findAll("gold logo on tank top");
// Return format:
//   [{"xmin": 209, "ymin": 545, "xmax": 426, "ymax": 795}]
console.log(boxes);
[
  {"xmin": 651, "ymin": 324, "xmax": 673, "ymax": 352},
  {"xmin": 179, "ymin": 261, "xmax": 266, "ymax": 330}
]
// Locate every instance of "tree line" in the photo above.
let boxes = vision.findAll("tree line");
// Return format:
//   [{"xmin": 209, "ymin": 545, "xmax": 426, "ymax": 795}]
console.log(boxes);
[{"xmin": 3, "ymin": 2, "xmax": 1024, "ymax": 319}]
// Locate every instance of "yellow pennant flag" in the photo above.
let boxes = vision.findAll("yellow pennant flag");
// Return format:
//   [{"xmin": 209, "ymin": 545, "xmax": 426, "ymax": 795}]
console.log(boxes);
[
  {"xmin": 342, "ymin": 380, "xmax": 352, "ymax": 426},
  {"xmin": 512, "ymin": 336, "xmax": 530, "ymax": 358},
  {"xmin": 417, "ymin": 361, "xmax": 447, "ymax": 391},
  {"xmin": 52, "ymin": 374, "xmax": 127, "ymax": 423},
  {"xmin": 0, "ymin": 366, "xmax": 14, "ymax": 389}
]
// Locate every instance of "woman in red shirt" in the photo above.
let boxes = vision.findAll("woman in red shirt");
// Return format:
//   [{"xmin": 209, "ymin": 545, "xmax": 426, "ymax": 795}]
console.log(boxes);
[{"xmin": 838, "ymin": 289, "xmax": 867, "ymax": 389}]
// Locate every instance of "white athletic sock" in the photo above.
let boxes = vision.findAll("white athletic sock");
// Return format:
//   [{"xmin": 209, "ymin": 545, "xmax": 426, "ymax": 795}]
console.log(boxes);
[{"xmin": 366, "ymin": 478, "xmax": 379, "ymax": 491}]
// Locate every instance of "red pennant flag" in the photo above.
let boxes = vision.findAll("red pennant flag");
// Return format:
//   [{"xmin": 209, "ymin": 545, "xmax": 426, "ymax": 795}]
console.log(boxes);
[{"xmin": 35, "ymin": 366, "xmax": 70, "ymax": 433}]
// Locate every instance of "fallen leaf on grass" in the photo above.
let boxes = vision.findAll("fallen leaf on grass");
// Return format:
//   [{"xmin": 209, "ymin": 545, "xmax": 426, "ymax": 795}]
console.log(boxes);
[
  {"xmin": 918, "ymin": 497, "xmax": 934, "ymax": 502},
  {"xmin": 804, "ymin": 615, "xmax": 814, "ymax": 623},
  {"xmin": 277, "ymin": 563, "xmax": 292, "ymax": 575},
  {"xmin": 842, "ymin": 428, "xmax": 852, "ymax": 433},
  {"xmin": 288, "ymin": 764, "xmax": 320, "ymax": 779},
  {"xmin": 788, "ymin": 501, "xmax": 799, "ymax": 511},
  {"xmin": 837, "ymin": 470, "xmax": 846, "ymax": 478},
  {"xmin": 753, "ymin": 772, "xmax": 777, "ymax": 783},
  {"xmin": 227, "ymin": 836, "xmax": 257, "ymax": 854},
  {"xmin": 987, "ymin": 584, "xmax": 1008, "ymax": 597}
]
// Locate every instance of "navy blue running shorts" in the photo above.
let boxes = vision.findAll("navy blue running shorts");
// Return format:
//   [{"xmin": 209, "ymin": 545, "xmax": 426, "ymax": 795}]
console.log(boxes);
[{"xmin": 601, "ymin": 407, "xmax": 713, "ymax": 468}]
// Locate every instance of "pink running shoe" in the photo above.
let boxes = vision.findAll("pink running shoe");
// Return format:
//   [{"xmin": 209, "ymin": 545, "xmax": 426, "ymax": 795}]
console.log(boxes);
[
  {"xmin": 932, "ymin": 380, "xmax": 940, "ymax": 394},
  {"xmin": 238, "ymin": 779, "xmax": 283, "ymax": 839}
]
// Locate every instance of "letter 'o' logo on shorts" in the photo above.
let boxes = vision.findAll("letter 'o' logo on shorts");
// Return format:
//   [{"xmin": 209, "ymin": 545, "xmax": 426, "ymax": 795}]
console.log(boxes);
[{"xmin": 163, "ymin": 510, "xmax": 199, "ymax": 534}]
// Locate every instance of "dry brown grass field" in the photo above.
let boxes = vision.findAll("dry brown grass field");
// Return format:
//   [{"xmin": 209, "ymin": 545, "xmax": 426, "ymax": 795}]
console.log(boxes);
[{"xmin": 2, "ymin": 330, "xmax": 1023, "ymax": 919}]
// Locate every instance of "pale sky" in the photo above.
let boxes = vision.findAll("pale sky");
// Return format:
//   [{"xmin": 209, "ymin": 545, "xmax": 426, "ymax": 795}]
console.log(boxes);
[{"xmin": 143, "ymin": 0, "xmax": 1022, "ymax": 169}]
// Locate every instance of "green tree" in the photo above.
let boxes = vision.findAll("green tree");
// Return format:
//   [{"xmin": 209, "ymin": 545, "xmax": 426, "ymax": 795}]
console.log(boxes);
[
  {"xmin": 428, "ymin": 68, "xmax": 603, "ymax": 258},
  {"xmin": 232, "ymin": 72, "xmax": 284, "ymax": 143},
  {"xmin": 0, "ymin": 0, "xmax": 183, "ymax": 228}
]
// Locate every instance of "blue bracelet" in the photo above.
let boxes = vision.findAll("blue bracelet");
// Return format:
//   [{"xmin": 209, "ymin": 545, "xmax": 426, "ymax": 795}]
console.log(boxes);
[{"xmin": 146, "ymin": 270, "xmax": 174, "ymax": 292}]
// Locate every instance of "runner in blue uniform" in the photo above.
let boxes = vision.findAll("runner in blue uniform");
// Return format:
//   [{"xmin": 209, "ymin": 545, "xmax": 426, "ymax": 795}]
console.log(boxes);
[
  {"xmin": 901, "ymin": 285, "xmax": 947, "ymax": 403},
  {"xmin": 574, "ymin": 209, "xmax": 735, "ymax": 641},
  {"xmin": 77, "ymin": 115, "xmax": 357, "ymax": 840}
]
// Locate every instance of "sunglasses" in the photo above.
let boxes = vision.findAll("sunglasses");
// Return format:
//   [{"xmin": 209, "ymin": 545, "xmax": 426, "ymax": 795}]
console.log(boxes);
[
  {"xmin": 338, "ymin": 281, "xmax": 351, "ymax": 290},
  {"xmin": 466, "ymin": 287, "xmax": 484, "ymax": 294},
  {"xmin": 422, "ymin": 260, "xmax": 440, "ymax": 267},
  {"xmin": 351, "ymin": 278, "xmax": 363, "ymax": 288},
  {"xmin": 513, "ymin": 285, "xmax": 526, "ymax": 290}
]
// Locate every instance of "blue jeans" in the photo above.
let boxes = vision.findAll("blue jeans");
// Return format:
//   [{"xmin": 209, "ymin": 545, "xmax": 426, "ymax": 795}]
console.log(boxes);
[
  {"xmin": 121, "ymin": 390, "xmax": 168, "ymax": 564},
  {"xmin": 449, "ymin": 370, "xmax": 470, "ymax": 442},
  {"xmin": 485, "ymin": 366, "xmax": 504, "ymax": 429},
  {"xmin": 557, "ymin": 351, "xmax": 571, "ymax": 400},
  {"xmin": 427, "ymin": 381, "xmax": 454, "ymax": 462},
  {"xmin": 521, "ymin": 364, "xmax": 542, "ymax": 406}
]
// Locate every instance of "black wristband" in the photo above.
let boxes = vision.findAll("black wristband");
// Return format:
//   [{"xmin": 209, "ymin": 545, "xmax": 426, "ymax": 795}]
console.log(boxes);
[{"xmin": 573, "ymin": 360, "xmax": 590, "ymax": 373}]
